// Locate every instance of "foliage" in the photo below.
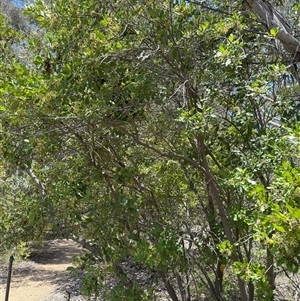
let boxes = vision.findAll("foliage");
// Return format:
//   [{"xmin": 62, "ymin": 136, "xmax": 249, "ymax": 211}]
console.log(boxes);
[{"xmin": 1, "ymin": 0, "xmax": 300, "ymax": 301}]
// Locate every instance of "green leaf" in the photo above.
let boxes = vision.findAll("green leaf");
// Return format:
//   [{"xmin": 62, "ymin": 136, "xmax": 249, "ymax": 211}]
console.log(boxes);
[
  {"xmin": 270, "ymin": 27, "xmax": 279, "ymax": 37},
  {"xmin": 273, "ymin": 224, "xmax": 285, "ymax": 233}
]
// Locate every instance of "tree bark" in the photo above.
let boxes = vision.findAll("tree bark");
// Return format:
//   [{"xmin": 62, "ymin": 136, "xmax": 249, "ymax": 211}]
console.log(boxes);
[
  {"xmin": 24, "ymin": 165, "xmax": 46, "ymax": 197},
  {"xmin": 158, "ymin": 271, "xmax": 180, "ymax": 301},
  {"xmin": 214, "ymin": 260, "xmax": 224, "ymax": 295},
  {"xmin": 248, "ymin": 281, "xmax": 255, "ymax": 301},
  {"xmin": 245, "ymin": 0, "xmax": 300, "ymax": 62},
  {"xmin": 266, "ymin": 248, "xmax": 275, "ymax": 300},
  {"xmin": 198, "ymin": 136, "xmax": 248, "ymax": 301}
]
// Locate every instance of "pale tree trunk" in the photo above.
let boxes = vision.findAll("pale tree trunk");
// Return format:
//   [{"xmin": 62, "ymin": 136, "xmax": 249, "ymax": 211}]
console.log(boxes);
[{"xmin": 245, "ymin": 0, "xmax": 300, "ymax": 62}]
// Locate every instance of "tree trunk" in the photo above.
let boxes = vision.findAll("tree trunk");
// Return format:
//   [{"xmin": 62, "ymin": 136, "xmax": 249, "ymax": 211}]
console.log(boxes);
[
  {"xmin": 245, "ymin": 0, "xmax": 300, "ymax": 62},
  {"xmin": 158, "ymin": 271, "xmax": 180, "ymax": 301},
  {"xmin": 198, "ymin": 135, "xmax": 248, "ymax": 301},
  {"xmin": 214, "ymin": 260, "xmax": 224, "ymax": 295},
  {"xmin": 248, "ymin": 281, "xmax": 255, "ymax": 301}
]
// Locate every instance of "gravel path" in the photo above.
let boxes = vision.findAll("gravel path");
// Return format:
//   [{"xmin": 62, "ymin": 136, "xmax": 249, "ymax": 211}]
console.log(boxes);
[{"xmin": 0, "ymin": 240, "xmax": 87, "ymax": 301}]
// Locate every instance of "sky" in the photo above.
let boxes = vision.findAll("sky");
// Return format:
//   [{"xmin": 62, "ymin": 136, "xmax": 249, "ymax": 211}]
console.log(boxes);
[{"xmin": 11, "ymin": 0, "xmax": 26, "ymax": 8}]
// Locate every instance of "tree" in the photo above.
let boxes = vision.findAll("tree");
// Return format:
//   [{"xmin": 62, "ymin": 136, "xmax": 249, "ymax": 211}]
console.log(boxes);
[{"xmin": 1, "ymin": 0, "xmax": 300, "ymax": 300}]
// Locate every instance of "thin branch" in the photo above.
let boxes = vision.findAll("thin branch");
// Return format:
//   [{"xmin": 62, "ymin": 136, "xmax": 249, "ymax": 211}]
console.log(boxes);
[
  {"xmin": 186, "ymin": 0, "xmax": 234, "ymax": 16},
  {"xmin": 134, "ymin": 137, "xmax": 207, "ymax": 175},
  {"xmin": 24, "ymin": 165, "xmax": 46, "ymax": 197}
]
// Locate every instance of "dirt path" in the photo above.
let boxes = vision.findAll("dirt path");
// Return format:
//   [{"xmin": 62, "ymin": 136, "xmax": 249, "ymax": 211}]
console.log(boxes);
[{"xmin": 0, "ymin": 240, "xmax": 86, "ymax": 301}]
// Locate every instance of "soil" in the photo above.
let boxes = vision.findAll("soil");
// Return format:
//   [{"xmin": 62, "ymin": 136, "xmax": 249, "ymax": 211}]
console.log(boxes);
[{"xmin": 0, "ymin": 239, "xmax": 87, "ymax": 301}]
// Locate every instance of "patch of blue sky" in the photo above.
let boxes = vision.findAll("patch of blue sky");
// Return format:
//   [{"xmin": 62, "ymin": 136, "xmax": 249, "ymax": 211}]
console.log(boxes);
[{"xmin": 11, "ymin": 0, "xmax": 26, "ymax": 8}]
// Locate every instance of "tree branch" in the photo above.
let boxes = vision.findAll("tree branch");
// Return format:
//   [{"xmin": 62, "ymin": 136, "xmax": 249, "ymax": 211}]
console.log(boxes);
[
  {"xmin": 245, "ymin": 0, "xmax": 300, "ymax": 63},
  {"xmin": 24, "ymin": 165, "xmax": 46, "ymax": 197},
  {"xmin": 134, "ymin": 137, "xmax": 208, "ymax": 175}
]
